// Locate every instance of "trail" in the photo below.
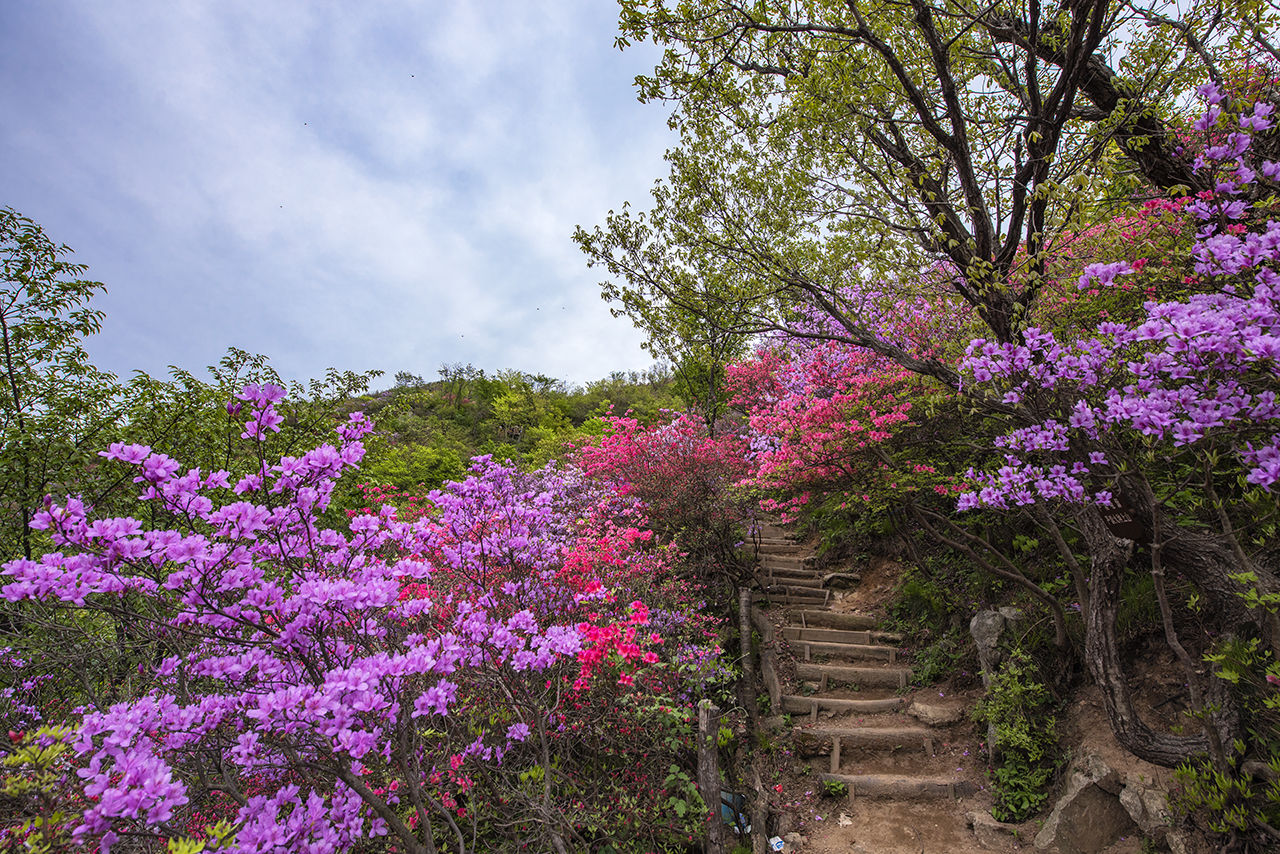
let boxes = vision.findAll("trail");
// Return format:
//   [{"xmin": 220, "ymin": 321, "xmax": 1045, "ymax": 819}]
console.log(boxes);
[{"xmin": 752, "ymin": 521, "xmax": 1022, "ymax": 854}]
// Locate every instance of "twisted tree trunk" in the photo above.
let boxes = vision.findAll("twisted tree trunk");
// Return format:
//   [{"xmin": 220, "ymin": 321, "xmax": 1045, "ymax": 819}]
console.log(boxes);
[{"xmin": 1076, "ymin": 506, "xmax": 1240, "ymax": 767}]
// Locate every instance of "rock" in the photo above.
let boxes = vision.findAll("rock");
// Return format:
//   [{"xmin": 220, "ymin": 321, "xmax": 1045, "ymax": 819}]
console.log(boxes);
[
  {"xmin": 970, "ymin": 610, "xmax": 1007, "ymax": 688},
  {"xmin": 822, "ymin": 571, "xmax": 862, "ymax": 589},
  {"xmin": 967, "ymin": 810, "xmax": 1023, "ymax": 850},
  {"xmin": 783, "ymin": 831, "xmax": 807, "ymax": 846},
  {"xmin": 800, "ymin": 680, "xmax": 821, "ymax": 693},
  {"xmin": 971, "ymin": 609, "xmax": 1008, "ymax": 754},
  {"xmin": 1035, "ymin": 751, "xmax": 1137, "ymax": 854},
  {"xmin": 1119, "ymin": 777, "xmax": 1185, "ymax": 853},
  {"xmin": 998, "ymin": 605, "xmax": 1023, "ymax": 622},
  {"xmin": 907, "ymin": 700, "xmax": 965, "ymax": 726}
]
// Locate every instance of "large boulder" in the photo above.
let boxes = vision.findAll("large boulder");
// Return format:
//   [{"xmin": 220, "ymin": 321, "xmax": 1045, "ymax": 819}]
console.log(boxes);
[{"xmin": 1035, "ymin": 751, "xmax": 1137, "ymax": 854}]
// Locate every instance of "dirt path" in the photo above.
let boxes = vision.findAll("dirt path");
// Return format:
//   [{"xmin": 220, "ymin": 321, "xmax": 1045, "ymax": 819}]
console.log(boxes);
[{"xmin": 752, "ymin": 523, "xmax": 1032, "ymax": 853}]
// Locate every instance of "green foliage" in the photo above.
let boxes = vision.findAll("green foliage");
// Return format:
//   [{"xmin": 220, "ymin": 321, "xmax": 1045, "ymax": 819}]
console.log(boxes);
[
  {"xmin": 1173, "ymin": 756, "xmax": 1280, "ymax": 836},
  {"xmin": 909, "ymin": 628, "xmax": 968, "ymax": 687},
  {"xmin": 1, "ymin": 726, "xmax": 79, "ymax": 853},
  {"xmin": 166, "ymin": 821, "xmax": 235, "ymax": 854},
  {"xmin": 0, "ymin": 207, "xmax": 121, "ymax": 562},
  {"xmin": 989, "ymin": 754, "xmax": 1055, "ymax": 824},
  {"xmin": 345, "ymin": 364, "xmax": 685, "ymax": 487},
  {"xmin": 890, "ymin": 569, "xmax": 956, "ymax": 630},
  {"xmin": 358, "ymin": 441, "xmax": 466, "ymax": 493},
  {"xmin": 821, "ymin": 779, "xmax": 849, "ymax": 798},
  {"xmin": 661, "ymin": 764, "xmax": 706, "ymax": 830},
  {"xmin": 1171, "ymin": 571, "xmax": 1280, "ymax": 840},
  {"xmin": 973, "ymin": 648, "xmax": 1061, "ymax": 822}
]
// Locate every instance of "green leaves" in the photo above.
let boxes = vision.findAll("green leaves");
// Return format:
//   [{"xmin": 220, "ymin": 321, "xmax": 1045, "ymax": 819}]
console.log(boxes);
[{"xmin": 0, "ymin": 208, "xmax": 121, "ymax": 561}]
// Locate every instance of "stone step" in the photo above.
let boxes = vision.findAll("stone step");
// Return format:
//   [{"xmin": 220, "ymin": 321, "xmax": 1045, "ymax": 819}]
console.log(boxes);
[
  {"xmin": 760, "ymin": 554, "xmax": 810, "ymax": 568},
  {"xmin": 793, "ymin": 611, "xmax": 879, "ymax": 630},
  {"xmin": 759, "ymin": 586, "xmax": 830, "ymax": 603},
  {"xmin": 794, "ymin": 661, "xmax": 912, "ymax": 689},
  {"xmin": 758, "ymin": 565, "xmax": 820, "ymax": 580},
  {"xmin": 781, "ymin": 695, "xmax": 907, "ymax": 717},
  {"xmin": 818, "ymin": 773, "xmax": 978, "ymax": 801},
  {"xmin": 798, "ymin": 726, "xmax": 938, "ymax": 772},
  {"xmin": 792, "ymin": 640, "xmax": 901, "ymax": 663},
  {"xmin": 759, "ymin": 572, "xmax": 824, "ymax": 589},
  {"xmin": 783, "ymin": 626, "xmax": 883, "ymax": 645},
  {"xmin": 783, "ymin": 626, "xmax": 904, "ymax": 645},
  {"xmin": 755, "ymin": 543, "xmax": 806, "ymax": 555},
  {"xmin": 759, "ymin": 593, "xmax": 834, "ymax": 607}
]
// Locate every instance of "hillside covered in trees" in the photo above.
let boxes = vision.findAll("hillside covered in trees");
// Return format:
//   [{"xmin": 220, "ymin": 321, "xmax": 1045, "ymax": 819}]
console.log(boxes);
[{"xmin": 4, "ymin": 1, "xmax": 1280, "ymax": 853}]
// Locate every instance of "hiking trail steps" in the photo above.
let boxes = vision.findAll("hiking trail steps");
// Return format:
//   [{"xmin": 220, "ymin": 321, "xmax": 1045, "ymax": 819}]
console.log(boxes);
[{"xmin": 751, "ymin": 520, "xmax": 1015, "ymax": 853}]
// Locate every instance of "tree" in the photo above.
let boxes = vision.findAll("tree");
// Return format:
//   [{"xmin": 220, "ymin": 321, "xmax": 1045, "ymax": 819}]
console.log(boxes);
[
  {"xmin": 0, "ymin": 208, "xmax": 121, "ymax": 561},
  {"xmin": 579, "ymin": 1, "xmax": 1280, "ymax": 767}
]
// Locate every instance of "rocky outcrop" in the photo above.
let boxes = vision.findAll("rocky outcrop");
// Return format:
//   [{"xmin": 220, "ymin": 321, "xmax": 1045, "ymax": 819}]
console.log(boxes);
[{"xmin": 1034, "ymin": 749, "xmax": 1187, "ymax": 854}]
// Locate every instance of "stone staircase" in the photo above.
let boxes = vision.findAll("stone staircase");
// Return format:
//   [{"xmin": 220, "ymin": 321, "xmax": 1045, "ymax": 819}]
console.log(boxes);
[{"xmin": 751, "ymin": 521, "xmax": 994, "ymax": 852}]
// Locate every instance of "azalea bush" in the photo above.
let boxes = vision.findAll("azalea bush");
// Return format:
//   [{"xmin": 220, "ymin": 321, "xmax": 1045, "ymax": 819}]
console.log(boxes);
[
  {"xmin": 575, "ymin": 412, "xmax": 753, "ymax": 583},
  {"xmin": 957, "ymin": 84, "xmax": 1280, "ymax": 837},
  {"xmin": 0, "ymin": 385, "xmax": 719, "ymax": 853}
]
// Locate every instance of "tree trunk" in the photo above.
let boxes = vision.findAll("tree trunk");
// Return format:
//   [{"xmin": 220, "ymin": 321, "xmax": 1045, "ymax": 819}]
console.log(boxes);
[{"xmin": 1077, "ymin": 506, "xmax": 1231, "ymax": 766}]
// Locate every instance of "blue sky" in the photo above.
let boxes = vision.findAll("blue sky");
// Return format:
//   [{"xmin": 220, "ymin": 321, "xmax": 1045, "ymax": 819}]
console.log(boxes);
[{"xmin": 0, "ymin": 2, "xmax": 672, "ymax": 388}]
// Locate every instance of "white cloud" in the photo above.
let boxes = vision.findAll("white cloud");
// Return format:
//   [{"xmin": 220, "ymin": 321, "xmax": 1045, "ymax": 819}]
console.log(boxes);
[{"xmin": 0, "ymin": 0, "xmax": 671, "ymax": 386}]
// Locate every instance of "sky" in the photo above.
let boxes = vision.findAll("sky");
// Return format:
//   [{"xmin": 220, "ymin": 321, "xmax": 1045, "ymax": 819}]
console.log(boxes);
[{"xmin": 0, "ymin": 1, "xmax": 674, "ymax": 389}]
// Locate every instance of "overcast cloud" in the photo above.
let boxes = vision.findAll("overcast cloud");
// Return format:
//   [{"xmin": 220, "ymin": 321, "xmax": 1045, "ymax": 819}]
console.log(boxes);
[{"xmin": 0, "ymin": 1, "xmax": 672, "ymax": 388}]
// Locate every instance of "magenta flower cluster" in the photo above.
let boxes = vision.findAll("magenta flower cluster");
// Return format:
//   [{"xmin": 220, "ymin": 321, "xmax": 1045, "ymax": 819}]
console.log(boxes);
[
  {"xmin": 959, "ymin": 85, "xmax": 1280, "ymax": 509},
  {"xmin": 1, "ymin": 391, "xmax": 663, "ymax": 852}
]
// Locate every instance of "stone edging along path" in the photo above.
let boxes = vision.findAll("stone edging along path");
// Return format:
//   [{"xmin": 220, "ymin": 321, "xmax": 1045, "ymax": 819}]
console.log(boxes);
[{"xmin": 748, "ymin": 520, "xmax": 1020, "ymax": 854}]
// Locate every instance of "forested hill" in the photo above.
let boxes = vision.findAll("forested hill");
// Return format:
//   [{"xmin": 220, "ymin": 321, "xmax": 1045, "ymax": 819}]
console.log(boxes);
[{"xmin": 348, "ymin": 364, "xmax": 686, "ymax": 493}]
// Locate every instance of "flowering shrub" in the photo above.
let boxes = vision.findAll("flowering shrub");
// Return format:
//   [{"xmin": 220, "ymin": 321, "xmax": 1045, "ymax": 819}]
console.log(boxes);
[
  {"xmin": 728, "ymin": 339, "xmax": 932, "ymax": 522},
  {"xmin": 952, "ymin": 84, "xmax": 1280, "ymax": 836},
  {"xmin": 958, "ymin": 83, "xmax": 1280, "ymax": 509},
  {"xmin": 575, "ymin": 412, "xmax": 752, "ymax": 580},
  {"xmin": 0, "ymin": 385, "xmax": 718, "ymax": 853}
]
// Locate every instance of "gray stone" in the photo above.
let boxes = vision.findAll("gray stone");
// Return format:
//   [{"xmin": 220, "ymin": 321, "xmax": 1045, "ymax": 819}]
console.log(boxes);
[
  {"xmin": 822, "ymin": 571, "xmax": 862, "ymax": 589},
  {"xmin": 970, "ymin": 610, "xmax": 1007, "ymax": 688},
  {"xmin": 967, "ymin": 810, "xmax": 1022, "ymax": 850},
  {"xmin": 971, "ymin": 609, "xmax": 1008, "ymax": 755},
  {"xmin": 1035, "ymin": 751, "xmax": 1137, "ymax": 854},
  {"xmin": 998, "ymin": 605, "xmax": 1023, "ymax": 622},
  {"xmin": 782, "ymin": 831, "xmax": 807, "ymax": 846},
  {"xmin": 1119, "ymin": 778, "xmax": 1184, "ymax": 853},
  {"xmin": 907, "ymin": 700, "xmax": 966, "ymax": 726}
]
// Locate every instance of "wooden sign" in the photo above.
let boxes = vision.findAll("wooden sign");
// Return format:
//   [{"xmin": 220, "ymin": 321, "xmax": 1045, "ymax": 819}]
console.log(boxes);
[{"xmin": 1100, "ymin": 506, "xmax": 1149, "ymax": 544}]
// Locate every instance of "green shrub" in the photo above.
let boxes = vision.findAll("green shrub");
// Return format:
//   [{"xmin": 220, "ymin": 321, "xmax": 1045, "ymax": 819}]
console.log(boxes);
[
  {"xmin": 890, "ymin": 569, "xmax": 954, "ymax": 629},
  {"xmin": 973, "ymin": 647, "xmax": 1061, "ymax": 822},
  {"xmin": 909, "ymin": 627, "xmax": 967, "ymax": 687},
  {"xmin": 822, "ymin": 779, "xmax": 849, "ymax": 798}
]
